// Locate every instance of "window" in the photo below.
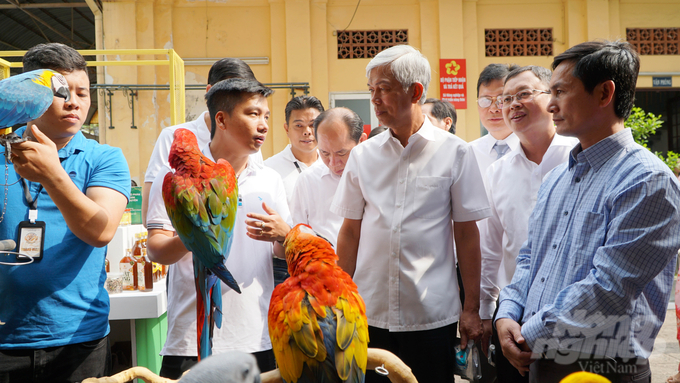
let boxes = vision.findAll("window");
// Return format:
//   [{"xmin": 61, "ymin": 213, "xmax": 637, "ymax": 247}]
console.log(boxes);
[
  {"xmin": 485, "ymin": 29, "xmax": 553, "ymax": 57},
  {"xmin": 627, "ymin": 28, "xmax": 679, "ymax": 55},
  {"xmin": 337, "ymin": 30, "xmax": 408, "ymax": 59}
]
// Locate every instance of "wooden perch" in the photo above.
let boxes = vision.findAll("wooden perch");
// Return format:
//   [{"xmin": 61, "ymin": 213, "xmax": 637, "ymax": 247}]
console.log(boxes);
[{"xmin": 83, "ymin": 348, "xmax": 417, "ymax": 383}]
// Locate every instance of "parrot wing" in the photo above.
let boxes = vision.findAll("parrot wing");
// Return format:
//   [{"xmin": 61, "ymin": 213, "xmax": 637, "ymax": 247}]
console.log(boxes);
[
  {"xmin": 269, "ymin": 272, "xmax": 368, "ymax": 383},
  {"xmin": 0, "ymin": 70, "xmax": 56, "ymax": 128},
  {"xmin": 162, "ymin": 162, "xmax": 241, "ymax": 294}
]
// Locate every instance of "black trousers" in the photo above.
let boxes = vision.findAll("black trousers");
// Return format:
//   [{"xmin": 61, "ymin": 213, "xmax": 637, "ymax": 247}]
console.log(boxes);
[
  {"xmin": 0, "ymin": 336, "xmax": 110, "ymax": 383},
  {"xmin": 530, "ymin": 354, "xmax": 650, "ymax": 383},
  {"xmin": 365, "ymin": 323, "xmax": 457, "ymax": 383}
]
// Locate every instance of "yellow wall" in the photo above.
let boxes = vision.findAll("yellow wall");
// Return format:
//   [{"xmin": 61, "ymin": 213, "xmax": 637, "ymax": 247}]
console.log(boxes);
[{"xmin": 99, "ymin": 0, "xmax": 680, "ymax": 182}]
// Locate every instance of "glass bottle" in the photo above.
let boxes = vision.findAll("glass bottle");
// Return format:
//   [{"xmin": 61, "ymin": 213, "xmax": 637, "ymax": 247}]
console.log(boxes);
[{"xmin": 120, "ymin": 249, "xmax": 136, "ymax": 291}]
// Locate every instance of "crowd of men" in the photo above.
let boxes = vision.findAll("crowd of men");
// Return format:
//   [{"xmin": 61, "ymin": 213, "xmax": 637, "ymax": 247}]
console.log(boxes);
[{"xmin": 2, "ymin": 39, "xmax": 680, "ymax": 383}]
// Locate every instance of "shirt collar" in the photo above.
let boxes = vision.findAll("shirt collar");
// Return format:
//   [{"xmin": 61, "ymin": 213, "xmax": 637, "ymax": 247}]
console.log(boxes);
[
  {"xmin": 568, "ymin": 129, "xmax": 634, "ymax": 171},
  {"xmin": 508, "ymin": 133, "xmax": 575, "ymax": 164},
  {"xmin": 378, "ymin": 115, "xmax": 437, "ymax": 148}
]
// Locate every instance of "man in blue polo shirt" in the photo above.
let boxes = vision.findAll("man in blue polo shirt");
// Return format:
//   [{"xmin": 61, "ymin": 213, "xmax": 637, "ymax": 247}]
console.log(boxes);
[{"xmin": 0, "ymin": 43, "xmax": 130, "ymax": 382}]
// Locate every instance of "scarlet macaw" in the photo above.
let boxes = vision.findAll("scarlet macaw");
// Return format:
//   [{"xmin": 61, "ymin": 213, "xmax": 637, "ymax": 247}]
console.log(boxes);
[
  {"xmin": 162, "ymin": 128, "xmax": 240, "ymax": 360},
  {"xmin": 269, "ymin": 224, "xmax": 369, "ymax": 383}
]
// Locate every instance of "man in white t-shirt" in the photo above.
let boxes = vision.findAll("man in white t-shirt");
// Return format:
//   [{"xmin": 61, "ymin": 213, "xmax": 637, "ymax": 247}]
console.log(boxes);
[
  {"xmin": 469, "ymin": 63, "xmax": 521, "ymax": 183},
  {"xmin": 146, "ymin": 79, "xmax": 292, "ymax": 379},
  {"xmin": 289, "ymin": 107, "xmax": 367, "ymax": 247},
  {"xmin": 142, "ymin": 58, "xmax": 263, "ymax": 226},
  {"xmin": 479, "ymin": 66, "xmax": 578, "ymax": 383},
  {"xmin": 331, "ymin": 45, "xmax": 490, "ymax": 383}
]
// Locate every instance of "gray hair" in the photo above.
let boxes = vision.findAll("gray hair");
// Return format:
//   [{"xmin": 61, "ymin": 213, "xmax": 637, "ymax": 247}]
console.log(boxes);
[
  {"xmin": 313, "ymin": 107, "xmax": 365, "ymax": 144},
  {"xmin": 366, "ymin": 45, "xmax": 431, "ymax": 104}
]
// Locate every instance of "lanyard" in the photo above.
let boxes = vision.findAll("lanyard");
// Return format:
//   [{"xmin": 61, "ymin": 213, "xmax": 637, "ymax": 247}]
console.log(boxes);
[
  {"xmin": 20, "ymin": 178, "xmax": 43, "ymax": 223},
  {"xmin": 293, "ymin": 161, "xmax": 302, "ymax": 174}
]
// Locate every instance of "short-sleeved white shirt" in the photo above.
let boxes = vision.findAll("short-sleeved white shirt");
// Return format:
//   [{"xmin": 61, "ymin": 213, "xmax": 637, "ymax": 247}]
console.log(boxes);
[
  {"xmin": 331, "ymin": 118, "xmax": 491, "ymax": 332},
  {"xmin": 145, "ymin": 111, "xmax": 264, "ymax": 184},
  {"xmin": 469, "ymin": 133, "xmax": 519, "ymax": 190},
  {"xmin": 264, "ymin": 144, "xmax": 322, "ymax": 207},
  {"xmin": 147, "ymin": 149, "xmax": 291, "ymax": 355},
  {"xmin": 478, "ymin": 133, "xmax": 578, "ymax": 319},
  {"xmin": 290, "ymin": 161, "xmax": 343, "ymax": 247}
]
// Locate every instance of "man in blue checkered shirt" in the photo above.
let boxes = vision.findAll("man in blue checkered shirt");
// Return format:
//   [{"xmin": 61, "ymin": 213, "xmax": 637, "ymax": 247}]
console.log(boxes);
[{"xmin": 495, "ymin": 40, "xmax": 680, "ymax": 383}]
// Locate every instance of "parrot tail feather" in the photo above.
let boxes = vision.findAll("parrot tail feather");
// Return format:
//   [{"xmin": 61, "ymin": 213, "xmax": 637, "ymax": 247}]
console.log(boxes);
[{"xmin": 212, "ymin": 265, "xmax": 241, "ymax": 294}]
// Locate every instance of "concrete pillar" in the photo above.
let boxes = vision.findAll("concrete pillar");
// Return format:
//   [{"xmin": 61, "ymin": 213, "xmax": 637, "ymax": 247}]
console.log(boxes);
[
  {"xmin": 311, "ymin": 0, "xmax": 330, "ymax": 110},
  {"xmin": 268, "ymin": 0, "xmax": 288, "ymax": 157}
]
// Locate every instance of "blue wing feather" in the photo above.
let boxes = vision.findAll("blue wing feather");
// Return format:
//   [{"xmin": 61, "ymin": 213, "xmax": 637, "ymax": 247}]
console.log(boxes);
[{"xmin": 0, "ymin": 70, "xmax": 54, "ymax": 128}]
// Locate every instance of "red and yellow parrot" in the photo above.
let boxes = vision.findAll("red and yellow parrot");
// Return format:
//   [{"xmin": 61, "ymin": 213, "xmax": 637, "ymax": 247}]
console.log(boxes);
[
  {"xmin": 269, "ymin": 224, "xmax": 369, "ymax": 383},
  {"xmin": 162, "ymin": 128, "xmax": 240, "ymax": 360}
]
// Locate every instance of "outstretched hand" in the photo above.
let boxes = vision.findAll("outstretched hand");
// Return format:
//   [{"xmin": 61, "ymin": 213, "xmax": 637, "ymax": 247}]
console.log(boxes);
[{"xmin": 246, "ymin": 202, "xmax": 291, "ymax": 243}]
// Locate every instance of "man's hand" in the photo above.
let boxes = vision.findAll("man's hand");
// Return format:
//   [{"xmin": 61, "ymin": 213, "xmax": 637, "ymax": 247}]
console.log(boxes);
[
  {"xmin": 11, "ymin": 125, "xmax": 64, "ymax": 184},
  {"xmin": 481, "ymin": 319, "xmax": 493, "ymax": 356},
  {"xmin": 459, "ymin": 309, "xmax": 483, "ymax": 350},
  {"xmin": 495, "ymin": 318, "xmax": 533, "ymax": 376},
  {"xmin": 246, "ymin": 202, "xmax": 291, "ymax": 243}
]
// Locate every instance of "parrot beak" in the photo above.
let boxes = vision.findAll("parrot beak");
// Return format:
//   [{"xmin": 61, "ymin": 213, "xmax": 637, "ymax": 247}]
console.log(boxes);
[{"xmin": 51, "ymin": 74, "xmax": 71, "ymax": 102}]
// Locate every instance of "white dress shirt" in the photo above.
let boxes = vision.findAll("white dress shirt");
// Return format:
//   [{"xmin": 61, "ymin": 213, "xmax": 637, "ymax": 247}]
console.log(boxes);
[
  {"xmin": 145, "ymin": 111, "xmax": 263, "ymax": 184},
  {"xmin": 290, "ymin": 161, "xmax": 343, "ymax": 247},
  {"xmin": 147, "ymin": 149, "xmax": 291, "ymax": 355},
  {"xmin": 479, "ymin": 133, "xmax": 578, "ymax": 319},
  {"xmin": 469, "ymin": 133, "xmax": 519, "ymax": 190},
  {"xmin": 331, "ymin": 118, "xmax": 491, "ymax": 331},
  {"xmin": 264, "ymin": 144, "xmax": 322, "ymax": 208}
]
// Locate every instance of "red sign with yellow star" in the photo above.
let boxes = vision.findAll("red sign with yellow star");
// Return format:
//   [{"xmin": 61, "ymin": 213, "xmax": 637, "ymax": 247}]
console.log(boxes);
[{"xmin": 439, "ymin": 59, "xmax": 467, "ymax": 109}]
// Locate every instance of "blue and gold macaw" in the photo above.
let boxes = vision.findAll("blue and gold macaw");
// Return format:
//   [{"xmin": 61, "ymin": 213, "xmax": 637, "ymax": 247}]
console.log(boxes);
[{"xmin": 162, "ymin": 128, "xmax": 241, "ymax": 361}]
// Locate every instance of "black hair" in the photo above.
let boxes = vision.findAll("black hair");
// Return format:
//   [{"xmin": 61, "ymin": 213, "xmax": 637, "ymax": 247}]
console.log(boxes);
[
  {"xmin": 205, "ymin": 78, "xmax": 273, "ymax": 138},
  {"xmin": 23, "ymin": 43, "xmax": 87, "ymax": 73},
  {"xmin": 313, "ymin": 107, "xmax": 365, "ymax": 144},
  {"xmin": 552, "ymin": 40, "xmax": 639, "ymax": 120},
  {"xmin": 284, "ymin": 96, "xmax": 325, "ymax": 125},
  {"xmin": 477, "ymin": 63, "xmax": 520, "ymax": 96},
  {"xmin": 505, "ymin": 65, "xmax": 552, "ymax": 88},
  {"xmin": 368, "ymin": 126, "xmax": 387, "ymax": 139},
  {"xmin": 424, "ymin": 98, "xmax": 457, "ymax": 134},
  {"xmin": 207, "ymin": 58, "xmax": 256, "ymax": 86}
]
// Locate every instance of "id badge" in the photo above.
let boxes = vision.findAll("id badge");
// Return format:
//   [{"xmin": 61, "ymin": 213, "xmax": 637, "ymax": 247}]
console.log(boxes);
[{"xmin": 17, "ymin": 220, "xmax": 46, "ymax": 262}]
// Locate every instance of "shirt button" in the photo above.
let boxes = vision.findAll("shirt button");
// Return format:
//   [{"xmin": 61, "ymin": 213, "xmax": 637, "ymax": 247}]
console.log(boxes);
[
  {"xmin": 399, "ymin": 179, "xmax": 405, "ymax": 184},
  {"xmin": 393, "ymin": 227, "xmax": 398, "ymax": 233},
  {"xmin": 402, "ymin": 157, "xmax": 407, "ymax": 161},
  {"xmin": 552, "ymin": 244, "xmax": 557, "ymax": 249},
  {"xmin": 396, "ymin": 203, "xmax": 402, "ymax": 208},
  {"xmin": 541, "ymin": 277, "xmax": 545, "ymax": 282},
  {"xmin": 531, "ymin": 311, "xmax": 536, "ymax": 316},
  {"xmin": 575, "ymin": 177, "xmax": 581, "ymax": 183},
  {"xmin": 563, "ymin": 211, "xmax": 568, "ymax": 216}
]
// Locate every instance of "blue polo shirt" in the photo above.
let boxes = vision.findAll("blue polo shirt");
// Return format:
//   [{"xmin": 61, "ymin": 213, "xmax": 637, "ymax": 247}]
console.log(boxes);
[{"xmin": 0, "ymin": 127, "xmax": 130, "ymax": 349}]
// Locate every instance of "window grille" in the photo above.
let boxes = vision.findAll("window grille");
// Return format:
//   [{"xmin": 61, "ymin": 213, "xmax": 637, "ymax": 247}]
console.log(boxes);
[
  {"xmin": 485, "ymin": 29, "xmax": 553, "ymax": 57},
  {"xmin": 337, "ymin": 30, "xmax": 408, "ymax": 59},
  {"xmin": 627, "ymin": 28, "xmax": 679, "ymax": 55}
]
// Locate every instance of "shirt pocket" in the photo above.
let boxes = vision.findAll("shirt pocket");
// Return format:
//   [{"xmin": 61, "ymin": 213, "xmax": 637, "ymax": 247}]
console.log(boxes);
[
  {"xmin": 569, "ymin": 210, "xmax": 606, "ymax": 275},
  {"xmin": 413, "ymin": 176, "xmax": 452, "ymax": 219}
]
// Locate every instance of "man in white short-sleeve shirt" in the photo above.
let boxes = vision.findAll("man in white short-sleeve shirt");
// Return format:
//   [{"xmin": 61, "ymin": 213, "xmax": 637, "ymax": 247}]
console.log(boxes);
[
  {"xmin": 264, "ymin": 95, "xmax": 325, "ymax": 207},
  {"xmin": 142, "ymin": 58, "xmax": 263, "ymax": 227},
  {"xmin": 290, "ymin": 107, "xmax": 367, "ymax": 247},
  {"xmin": 146, "ymin": 79, "xmax": 292, "ymax": 379},
  {"xmin": 479, "ymin": 66, "xmax": 577, "ymax": 383},
  {"xmin": 469, "ymin": 64, "xmax": 521, "ymax": 185},
  {"xmin": 331, "ymin": 45, "xmax": 491, "ymax": 383}
]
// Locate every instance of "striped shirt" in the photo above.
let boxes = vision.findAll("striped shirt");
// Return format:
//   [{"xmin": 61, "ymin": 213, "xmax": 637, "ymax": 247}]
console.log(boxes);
[{"xmin": 496, "ymin": 128, "xmax": 680, "ymax": 359}]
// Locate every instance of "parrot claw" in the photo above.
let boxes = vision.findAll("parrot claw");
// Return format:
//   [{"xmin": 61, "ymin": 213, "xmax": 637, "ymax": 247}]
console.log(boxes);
[{"xmin": 0, "ymin": 132, "xmax": 25, "ymax": 164}]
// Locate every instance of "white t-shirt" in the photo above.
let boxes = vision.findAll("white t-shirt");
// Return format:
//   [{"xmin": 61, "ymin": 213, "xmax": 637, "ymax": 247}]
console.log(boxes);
[
  {"xmin": 478, "ymin": 133, "xmax": 578, "ymax": 319},
  {"xmin": 331, "ymin": 118, "xmax": 491, "ymax": 332},
  {"xmin": 469, "ymin": 133, "xmax": 519, "ymax": 190},
  {"xmin": 145, "ymin": 111, "xmax": 264, "ymax": 184},
  {"xmin": 147, "ymin": 149, "xmax": 291, "ymax": 355},
  {"xmin": 290, "ymin": 161, "xmax": 343, "ymax": 247},
  {"xmin": 264, "ymin": 144, "xmax": 321, "ymax": 208}
]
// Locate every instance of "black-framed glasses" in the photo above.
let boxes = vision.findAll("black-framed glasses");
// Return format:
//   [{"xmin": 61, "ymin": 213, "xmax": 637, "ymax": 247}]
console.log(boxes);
[
  {"xmin": 500, "ymin": 89, "xmax": 550, "ymax": 108},
  {"xmin": 477, "ymin": 95, "xmax": 502, "ymax": 109}
]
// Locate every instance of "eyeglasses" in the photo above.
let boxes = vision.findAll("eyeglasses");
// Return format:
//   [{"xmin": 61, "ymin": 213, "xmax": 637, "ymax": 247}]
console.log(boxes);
[
  {"xmin": 500, "ymin": 89, "xmax": 550, "ymax": 108},
  {"xmin": 477, "ymin": 96, "xmax": 502, "ymax": 109}
]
